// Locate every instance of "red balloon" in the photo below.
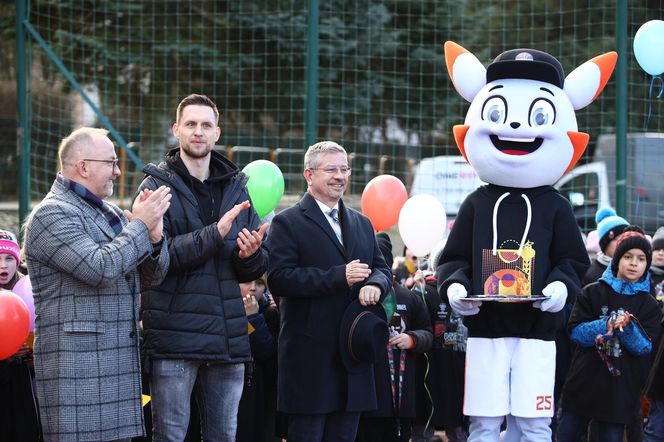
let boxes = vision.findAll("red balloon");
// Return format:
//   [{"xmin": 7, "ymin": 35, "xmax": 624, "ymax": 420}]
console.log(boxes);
[
  {"xmin": 361, "ymin": 175, "xmax": 408, "ymax": 232},
  {"xmin": 0, "ymin": 291, "xmax": 30, "ymax": 360}
]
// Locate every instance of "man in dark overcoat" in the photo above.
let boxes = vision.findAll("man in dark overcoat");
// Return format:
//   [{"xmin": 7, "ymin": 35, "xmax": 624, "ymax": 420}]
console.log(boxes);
[{"xmin": 267, "ymin": 140, "xmax": 392, "ymax": 441}]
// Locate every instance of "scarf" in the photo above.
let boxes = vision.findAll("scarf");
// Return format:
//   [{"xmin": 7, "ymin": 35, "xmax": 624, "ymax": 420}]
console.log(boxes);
[
  {"xmin": 599, "ymin": 264, "xmax": 651, "ymax": 295},
  {"xmin": 57, "ymin": 173, "xmax": 123, "ymax": 235},
  {"xmin": 596, "ymin": 251, "xmax": 611, "ymax": 267}
]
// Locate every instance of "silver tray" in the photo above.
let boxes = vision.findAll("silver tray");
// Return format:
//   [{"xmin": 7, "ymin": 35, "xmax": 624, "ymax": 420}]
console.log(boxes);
[{"xmin": 460, "ymin": 295, "xmax": 549, "ymax": 302}]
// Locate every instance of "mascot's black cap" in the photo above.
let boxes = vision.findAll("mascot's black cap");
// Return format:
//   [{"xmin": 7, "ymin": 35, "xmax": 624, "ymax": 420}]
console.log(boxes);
[{"xmin": 486, "ymin": 48, "xmax": 565, "ymax": 88}]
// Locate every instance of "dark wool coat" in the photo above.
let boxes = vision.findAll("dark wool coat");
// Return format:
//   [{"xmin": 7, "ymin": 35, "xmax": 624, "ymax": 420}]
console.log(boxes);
[
  {"xmin": 24, "ymin": 178, "xmax": 169, "ymax": 441},
  {"xmin": 267, "ymin": 192, "xmax": 392, "ymax": 414},
  {"xmin": 138, "ymin": 149, "xmax": 268, "ymax": 363}
]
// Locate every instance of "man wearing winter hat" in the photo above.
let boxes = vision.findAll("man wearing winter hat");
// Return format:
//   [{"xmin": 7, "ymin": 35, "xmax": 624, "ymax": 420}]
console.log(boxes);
[{"xmin": 583, "ymin": 207, "xmax": 630, "ymax": 286}]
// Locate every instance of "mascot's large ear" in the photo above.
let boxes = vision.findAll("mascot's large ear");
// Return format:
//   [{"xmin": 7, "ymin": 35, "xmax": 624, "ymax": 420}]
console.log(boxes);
[
  {"xmin": 563, "ymin": 52, "xmax": 617, "ymax": 110},
  {"xmin": 444, "ymin": 41, "xmax": 487, "ymax": 102}
]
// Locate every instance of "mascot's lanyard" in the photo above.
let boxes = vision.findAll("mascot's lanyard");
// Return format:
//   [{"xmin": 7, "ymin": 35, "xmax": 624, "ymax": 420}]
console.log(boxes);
[
  {"xmin": 387, "ymin": 346, "xmax": 407, "ymax": 435},
  {"xmin": 492, "ymin": 192, "xmax": 532, "ymax": 257}
]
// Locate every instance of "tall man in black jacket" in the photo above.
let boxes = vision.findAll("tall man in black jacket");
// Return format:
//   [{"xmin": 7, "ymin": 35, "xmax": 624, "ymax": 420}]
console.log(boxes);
[
  {"xmin": 267, "ymin": 140, "xmax": 392, "ymax": 441},
  {"xmin": 138, "ymin": 94, "xmax": 269, "ymax": 442}
]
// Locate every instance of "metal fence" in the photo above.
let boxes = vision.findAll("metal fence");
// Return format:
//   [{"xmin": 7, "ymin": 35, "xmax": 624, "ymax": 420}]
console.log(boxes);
[{"xmin": 12, "ymin": 0, "xmax": 664, "ymax": 233}]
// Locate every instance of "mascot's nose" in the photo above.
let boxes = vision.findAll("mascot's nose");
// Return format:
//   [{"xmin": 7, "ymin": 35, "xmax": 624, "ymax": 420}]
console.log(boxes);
[{"xmin": 510, "ymin": 122, "xmax": 521, "ymax": 129}]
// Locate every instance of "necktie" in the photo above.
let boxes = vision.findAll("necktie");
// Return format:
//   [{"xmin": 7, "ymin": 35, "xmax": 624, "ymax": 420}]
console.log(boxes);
[{"xmin": 327, "ymin": 208, "xmax": 343, "ymax": 244}]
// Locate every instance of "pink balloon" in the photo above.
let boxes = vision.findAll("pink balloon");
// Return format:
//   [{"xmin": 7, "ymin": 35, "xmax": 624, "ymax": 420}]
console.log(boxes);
[
  {"xmin": 585, "ymin": 230, "xmax": 600, "ymax": 254},
  {"xmin": 12, "ymin": 276, "xmax": 35, "ymax": 332}
]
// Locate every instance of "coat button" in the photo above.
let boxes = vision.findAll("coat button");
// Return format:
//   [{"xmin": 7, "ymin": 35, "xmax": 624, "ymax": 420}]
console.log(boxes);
[
  {"xmin": 129, "ymin": 331, "xmax": 136, "ymax": 338},
  {"xmin": 125, "ymin": 274, "xmax": 131, "ymax": 282}
]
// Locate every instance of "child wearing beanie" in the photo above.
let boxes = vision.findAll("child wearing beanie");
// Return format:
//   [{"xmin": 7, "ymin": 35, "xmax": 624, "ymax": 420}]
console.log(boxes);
[
  {"xmin": 557, "ymin": 226, "xmax": 662, "ymax": 442},
  {"xmin": 0, "ymin": 229, "xmax": 22, "ymax": 289},
  {"xmin": 582, "ymin": 207, "xmax": 630, "ymax": 286},
  {"xmin": 0, "ymin": 229, "xmax": 41, "ymax": 441}
]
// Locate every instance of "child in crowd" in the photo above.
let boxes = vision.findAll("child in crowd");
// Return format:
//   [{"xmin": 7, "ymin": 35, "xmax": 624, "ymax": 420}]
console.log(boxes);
[
  {"xmin": 649, "ymin": 227, "xmax": 664, "ymax": 303},
  {"xmin": 0, "ymin": 229, "xmax": 41, "ymax": 442},
  {"xmin": 416, "ymin": 242, "xmax": 468, "ymax": 442},
  {"xmin": 645, "ymin": 323, "xmax": 664, "ymax": 441},
  {"xmin": 356, "ymin": 233, "xmax": 433, "ymax": 442},
  {"xmin": 583, "ymin": 207, "xmax": 629, "ymax": 286},
  {"xmin": 644, "ymin": 227, "xmax": 664, "ymax": 441},
  {"xmin": 237, "ymin": 276, "xmax": 280, "ymax": 442},
  {"xmin": 393, "ymin": 246, "xmax": 427, "ymax": 289},
  {"xmin": 557, "ymin": 226, "xmax": 662, "ymax": 442}
]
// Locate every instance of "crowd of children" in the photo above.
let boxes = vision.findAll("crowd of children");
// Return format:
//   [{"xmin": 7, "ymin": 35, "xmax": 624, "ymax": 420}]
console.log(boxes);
[{"xmin": 359, "ymin": 206, "xmax": 664, "ymax": 442}]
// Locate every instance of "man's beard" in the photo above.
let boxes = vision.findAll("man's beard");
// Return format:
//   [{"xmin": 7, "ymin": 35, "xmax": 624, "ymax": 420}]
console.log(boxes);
[{"xmin": 181, "ymin": 142, "xmax": 213, "ymax": 159}]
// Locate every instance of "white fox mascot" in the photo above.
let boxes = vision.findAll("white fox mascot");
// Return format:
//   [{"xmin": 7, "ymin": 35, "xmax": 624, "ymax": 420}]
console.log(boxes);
[{"xmin": 436, "ymin": 42, "xmax": 617, "ymax": 441}]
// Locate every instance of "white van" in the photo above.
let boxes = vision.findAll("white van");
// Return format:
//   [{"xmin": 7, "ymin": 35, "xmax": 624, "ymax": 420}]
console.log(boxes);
[
  {"xmin": 554, "ymin": 132, "xmax": 664, "ymax": 234},
  {"xmin": 410, "ymin": 155, "xmax": 485, "ymax": 217}
]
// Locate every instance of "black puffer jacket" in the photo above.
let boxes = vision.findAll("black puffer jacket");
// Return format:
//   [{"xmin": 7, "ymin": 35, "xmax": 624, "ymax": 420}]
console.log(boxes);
[{"xmin": 138, "ymin": 148, "xmax": 268, "ymax": 362}]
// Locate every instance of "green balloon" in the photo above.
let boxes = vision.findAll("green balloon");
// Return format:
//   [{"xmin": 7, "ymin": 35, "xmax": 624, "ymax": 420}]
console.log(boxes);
[{"xmin": 242, "ymin": 160, "xmax": 285, "ymax": 218}]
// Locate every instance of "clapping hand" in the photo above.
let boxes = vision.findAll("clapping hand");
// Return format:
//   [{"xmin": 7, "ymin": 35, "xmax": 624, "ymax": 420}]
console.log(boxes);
[
  {"xmin": 216, "ymin": 200, "xmax": 269, "ymax": 258},
  {"xmin": 237, "ymin": 223, "xmax": 269, "ymax": 259},
  {"xmin": 125, "ymin": 186, "xmax": 172, "ymax": 243}
]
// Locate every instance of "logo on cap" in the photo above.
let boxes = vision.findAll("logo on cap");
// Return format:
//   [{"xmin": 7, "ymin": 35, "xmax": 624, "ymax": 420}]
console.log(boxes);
[{"xmin": 515, "ymin": 52, "xmax": 534, "ymax": 61}]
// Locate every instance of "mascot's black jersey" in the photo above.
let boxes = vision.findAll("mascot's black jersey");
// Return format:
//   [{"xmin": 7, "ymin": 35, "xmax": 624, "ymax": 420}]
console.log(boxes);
[{"xmin": 437, "ymin": 183, "xmax": 589, "ymax": 340}]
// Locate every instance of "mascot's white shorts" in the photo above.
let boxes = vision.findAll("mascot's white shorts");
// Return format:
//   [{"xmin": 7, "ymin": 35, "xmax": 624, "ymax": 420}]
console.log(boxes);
[{"xmin": 463, "ymin": 337, "xmax": 556, "ymax": 418}]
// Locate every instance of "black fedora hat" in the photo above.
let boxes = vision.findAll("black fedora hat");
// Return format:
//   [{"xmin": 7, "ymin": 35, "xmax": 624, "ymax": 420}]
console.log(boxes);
[{"xmin": 339, "ymin": 299, "xmax": 389, "ymax": 374}]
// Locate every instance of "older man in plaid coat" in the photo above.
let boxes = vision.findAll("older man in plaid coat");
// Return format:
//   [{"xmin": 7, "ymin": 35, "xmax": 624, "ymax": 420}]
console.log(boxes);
[{"xmin": 24, "ymin": 127, "xmax": 171, "ymax": 442}]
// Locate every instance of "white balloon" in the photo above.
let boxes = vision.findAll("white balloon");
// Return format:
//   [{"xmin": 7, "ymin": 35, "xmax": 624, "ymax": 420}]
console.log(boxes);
[
  {"xmin": 634, "ymin": 20, "xmax": 664, "ymax": 76},
  {"xmin": 398, "ymin": 194, "xmax": 447, "ymax": 257}
]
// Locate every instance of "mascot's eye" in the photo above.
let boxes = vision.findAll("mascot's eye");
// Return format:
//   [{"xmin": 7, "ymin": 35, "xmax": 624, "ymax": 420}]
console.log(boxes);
[
  {"xmin": 529, "ymin": 99, "xmax": 555, "ymax": 127},
  {"xmin": 481, "ymin": 97, "xmax": 506, "ymax": 124}
]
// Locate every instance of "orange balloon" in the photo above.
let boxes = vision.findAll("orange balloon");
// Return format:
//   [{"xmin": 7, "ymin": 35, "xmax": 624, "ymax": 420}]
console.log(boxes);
[
  {"xmin": 361, "ymin": 175, "xmax": 408, "ymax": 232},
  {"xmin": 0, "ymin": 291, "xmax": 30, "ymax": 360}
]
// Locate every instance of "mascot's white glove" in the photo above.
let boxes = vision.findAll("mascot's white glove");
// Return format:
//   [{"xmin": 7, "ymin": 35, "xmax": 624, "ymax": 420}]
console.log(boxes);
[
  {"xmin": 534, "ymin": 281, "xmax": 568, "ymax": 313},
  {"xmin": 447, "ymin": 282, "xmax": 481, "ymax": 316}
]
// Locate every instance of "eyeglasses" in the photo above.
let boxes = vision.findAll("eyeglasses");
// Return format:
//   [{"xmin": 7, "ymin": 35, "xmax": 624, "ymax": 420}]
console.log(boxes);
[
  {"xmin": 309, "ymin": 166, "xmax": 352, "ymax": 175},
  {"xmin": 83, "ymin": 158, "xmax": 120, "ymax": 169}
]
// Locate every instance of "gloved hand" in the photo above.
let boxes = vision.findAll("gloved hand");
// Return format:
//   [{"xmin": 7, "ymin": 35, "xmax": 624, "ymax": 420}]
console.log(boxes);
[
  {"xmin": 447, "ymin": 282, "xmax": 481, "ymax": 316},
  {"xmin": 534, "ymin": 281, "xmax": 568, "ymax": 313}
]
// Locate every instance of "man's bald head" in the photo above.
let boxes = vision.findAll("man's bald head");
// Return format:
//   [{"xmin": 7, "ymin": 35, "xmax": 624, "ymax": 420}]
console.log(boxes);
[{"xmin": 58, "ymin": 127, "xmax": 110, "ymax": 172}]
